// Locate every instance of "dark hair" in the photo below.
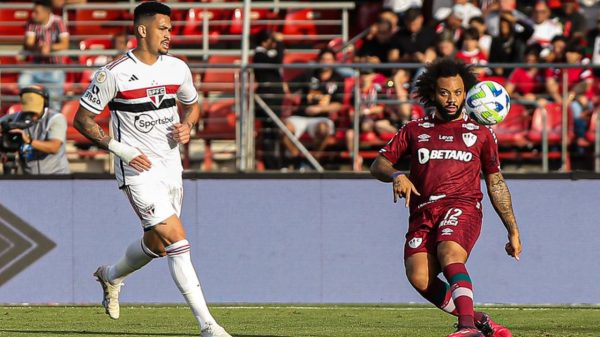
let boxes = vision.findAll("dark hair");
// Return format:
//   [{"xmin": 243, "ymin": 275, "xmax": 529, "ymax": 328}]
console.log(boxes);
[
  {"xmin": 318, "ymin": 48, "xmax": 336, "ymax": 60},
  {"xmin": 33, "ymin": 0, "xmax": 52, "ymax": 9},
  {"xmin": 525, "ymin": 43, "xmax": 542, "ymax": 57},
  {"xmin": 404, "ymin": 8, "xmax": 422, "ymax": 23},
  {"xmin": 254, "ymin": 29, "xmax": 273, "ymax": 46},
  {"xmin": 463, "ymin": 27, "xmax": 480, "ymax": 41},
  {"xmin": 565, "ymin": 40, "xmax": 583, "ymax": 54},
  {"xmin": 469, "ymin": 16, "xmax": 484, "ymax": 25},
  {"xmin": 414, "ymin": 58, "xmax": 478, "ymax": 107},
  {"xmin": 134, "ymin": 1, "xmax": 171, "ymax": 24}
]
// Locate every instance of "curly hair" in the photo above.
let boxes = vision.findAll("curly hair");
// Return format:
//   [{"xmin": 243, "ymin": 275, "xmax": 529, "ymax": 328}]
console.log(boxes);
[{"xmin": 414, "ymin": 58, "xmax": 478, "ymax": 108}]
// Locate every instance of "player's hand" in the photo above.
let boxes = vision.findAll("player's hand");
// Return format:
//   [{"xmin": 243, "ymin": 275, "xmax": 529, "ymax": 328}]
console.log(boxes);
[
  {"xmin": 505, "ymin": 233, "xmax": 522, "ymax": 261},
  {"xmin": 171, "ymin": 123, "xmax": 191, "ymax": 144},
  {"xmin": 8, "ymin": 129, "xmax": 31, "ymax": 144},
  {"xmin": 129, "ymin": 152, "xmax": 152, "ymax": 172},
  {"xmin": 392, "ymin": 173, "xmax": 420, "ymax": 208}
]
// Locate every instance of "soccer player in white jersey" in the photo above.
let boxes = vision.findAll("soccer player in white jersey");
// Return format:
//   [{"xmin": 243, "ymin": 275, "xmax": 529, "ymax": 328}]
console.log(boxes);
[{"xmin": 74, "ymin": 2, "xmax": 232, "ymax": 337}]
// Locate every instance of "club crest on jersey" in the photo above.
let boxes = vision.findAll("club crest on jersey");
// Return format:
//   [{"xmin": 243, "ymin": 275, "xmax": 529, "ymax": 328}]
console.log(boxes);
[
  {"xmin": 462, "ymin": 133, "xmax": 477, "ymax": 147},
  {"xmin": 147, "ymin": 86, "xmax": 167, "ymax": 108},
  {"xmin": 408, "ymin": 237, "xmax": 423, "ymax": 249}
]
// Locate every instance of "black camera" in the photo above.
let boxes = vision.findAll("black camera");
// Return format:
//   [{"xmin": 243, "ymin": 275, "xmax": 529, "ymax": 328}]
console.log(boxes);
[{"xmin": 0, "ymin": 111, "xmax": 36, "ymax": 152}]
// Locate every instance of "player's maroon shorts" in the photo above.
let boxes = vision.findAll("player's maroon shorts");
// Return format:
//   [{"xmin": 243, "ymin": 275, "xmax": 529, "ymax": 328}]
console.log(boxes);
[{"xmin": 404, "ymin": 199, "xmax": 483, "ymax": 259}]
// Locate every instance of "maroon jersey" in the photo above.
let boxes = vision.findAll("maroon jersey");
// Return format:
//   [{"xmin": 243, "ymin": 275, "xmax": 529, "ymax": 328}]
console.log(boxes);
[{"xmin": 380, "ymin": 113, "xmax": 500, "ymax": 212}]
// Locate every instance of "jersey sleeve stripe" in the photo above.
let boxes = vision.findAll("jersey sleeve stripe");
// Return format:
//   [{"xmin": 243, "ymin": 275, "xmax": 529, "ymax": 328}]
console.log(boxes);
[
  {"xmin": 79, "ymin": 99, "xmax": 103, "ymax": 114},
  {"xmin": 116, "ymin": 84, "xmax": 180, "ymax": 100}
]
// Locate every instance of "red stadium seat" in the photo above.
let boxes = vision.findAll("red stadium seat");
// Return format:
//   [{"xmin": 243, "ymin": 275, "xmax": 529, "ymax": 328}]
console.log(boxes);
[
  {"xmin": 79, "ymin": 38, "xmax": 112, "ymax": 66},
  {"xmin": 0, "ymin": 8, "xmax": 31, "ymax": 39},
  {"xmin": 492, "ymin": 103, "xmax": 531, "ymax": 147},
  {"xmin": 527, "ymin": 102, "xmax": 574, "ymax": 146},
  {"xmin": 229, "ymin": 8, "xmax": 277, "ymax": 35},
  {"xmin": 72, "ymin": 9, "xmax": 129, "ymax": 36},
  {"xmin": 282, "ymin": 9, "xmax": 317, "ymax": 39},
  {"xmin": 6, "ymin": 103, "xmax": 22, "ymax": 115},
  {"xmin": 196, "ymin": 98, "xmax": 237, "ymax": 171},
  {"xmin": 180, "ymin": 8, "xmax": 228, "ymax": 43},
  {"xmin": 282, "ymin": 52, "xmax": 316, "ymax": 82},
  {"xmin": 199, "ymin": 55, "xmax": 242, "ymax": 94},
  {"xmin": 0, "ymin": 56, "xmax": 21, "ymax": 95}
]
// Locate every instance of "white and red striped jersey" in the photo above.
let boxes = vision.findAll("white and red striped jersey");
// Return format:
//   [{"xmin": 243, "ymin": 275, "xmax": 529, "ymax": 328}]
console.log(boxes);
[{"xmin": 80, "ymin": 51, "xmax": 198, "ymax": 186}]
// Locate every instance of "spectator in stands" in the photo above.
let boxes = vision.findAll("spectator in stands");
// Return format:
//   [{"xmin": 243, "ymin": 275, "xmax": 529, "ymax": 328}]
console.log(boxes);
[
  {"xmin": 545, "ymin": 42, "xmax": 593, "ymax": 147},
  {"xmin": 355, "ymin": 11, "xmax": 401, "ymax": 78},
  {"xmin": 92, "ymin": 32, "xmax": 130, "ymax": 66},
  {"xmin": 284, "ymin": 49, "xmax": 344, "ymax": 168},
  {"xmin": 18, "ymin": 0, "xmax": 69, "ymax": 112},
  {"xmin": 488, "ymin": 11, "xmax": 534, "ymax": 76},
  {"xmin": 559, "ymin": 0, "xmax": 586, "ymax": 40},
  {"xmin": 505, "ymin": 44, "xmax": 546, "ymax": 103},
  {"xmin": 456, "ymin": 28, "xmax": 488, "ymax": 76},
  {"xmin": 542, "ymin": 35, "xmax": 567, "ymax": 63},
  {"xmin": 452, "ymin": 1, "xmax": 482, "ymax": 28},
  {"xmin": 529, "ymin": 1, "xmax": 563, "ymax": 47},
  {"xmin": 586, "ymin": 13, "xmax": 600, "ymax": 76},
  {"xmin": 483, "ymin": 0, "xmax": 531, "ymax": 38},
  {"xmin": 253, "ymin": 29, "xmax": 288, "ymax": 170},
  {"xmin": 6, "ymin": 85, "xmax": 70, "ymax": 174},
  {"xmin": 468, "ymin": 16, "xmax": 492, "ymax": 57},
  {"xmin": 434, "ymin": 6, "xmax": 464, "ymax": 43},
  {"xmin": 435, "ymin": 29, "xmax": 458, "ymax": 59}
]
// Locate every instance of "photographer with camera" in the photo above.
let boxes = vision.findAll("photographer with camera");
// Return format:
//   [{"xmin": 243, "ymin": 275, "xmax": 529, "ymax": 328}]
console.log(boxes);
[{"xmin": 0, "ymin": 85, "xmax": 70, "ymax": 174}]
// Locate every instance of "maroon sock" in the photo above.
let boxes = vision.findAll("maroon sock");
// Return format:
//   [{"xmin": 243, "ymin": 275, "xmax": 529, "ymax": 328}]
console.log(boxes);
[{"xmin": 443, "ymin": 263, "xmax": 475, "ymax": 328}]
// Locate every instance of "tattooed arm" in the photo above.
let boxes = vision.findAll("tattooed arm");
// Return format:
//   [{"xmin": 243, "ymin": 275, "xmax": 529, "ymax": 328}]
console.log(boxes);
[
  {"xmin": 74, "ymin": 106, "xmax": 151, "ymax": 172},
  {"xmin": 485, "ymin": 172, "xmax": 522, "ymax": 260}
]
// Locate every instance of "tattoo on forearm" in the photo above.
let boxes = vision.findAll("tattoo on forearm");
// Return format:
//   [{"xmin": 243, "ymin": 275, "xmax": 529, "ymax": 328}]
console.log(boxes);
[
  {"xmin": 76, "ymin": 114, "xmax": 110, "ymax": 150},
  {"xmin": 488, "ymin": 174, "xmax": 519, "ymax": 234}
]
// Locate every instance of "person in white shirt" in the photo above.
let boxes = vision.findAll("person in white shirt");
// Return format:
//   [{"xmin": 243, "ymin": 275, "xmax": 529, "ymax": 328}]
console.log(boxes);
[
  {"xmin": 528, "ymin": 1, "xmax": 563, "ymax": 47},
  {"xmin": 74, "ymin": 2, "xmax": 232, "ymax": 337}
]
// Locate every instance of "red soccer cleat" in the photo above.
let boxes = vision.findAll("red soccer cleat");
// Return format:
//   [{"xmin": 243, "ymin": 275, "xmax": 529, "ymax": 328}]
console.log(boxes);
[
  {"xmin": 476, "ymin": 313, "xmax": 513, "ymax": 337},
  {"xmin": 446, "ymin": 327, "xmax": 484, "ymax": 337}
]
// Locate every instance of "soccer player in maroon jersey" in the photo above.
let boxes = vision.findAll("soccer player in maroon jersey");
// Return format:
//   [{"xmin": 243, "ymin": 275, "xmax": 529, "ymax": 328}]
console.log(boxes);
[{"xmin": 370, "ymin": 58, "xmax": 522, "ymax": 337}]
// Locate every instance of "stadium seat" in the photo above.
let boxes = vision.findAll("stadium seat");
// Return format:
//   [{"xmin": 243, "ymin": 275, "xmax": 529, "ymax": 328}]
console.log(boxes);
[
  {"xmin": 282, "ymin": 52, "xmax": 316, "ymax": 83},
  {"xmin": 79, "ymin": 38, "xmax": 112, "ymax": 66},
  {"xmin": 196, "ymin": 98, "xmax": 237, "ymax": 171},
  {"xmin": 72, "ymin": 9, "xmax": 129, "ymax": 36},
  {"xmin": 229, "ymin": 8, "xmax": 277, "ymax": 35},
  {"xmin": 5, "ymin": 103, "xmax": 22, "ymax": 115},
  {"xmin": 199, "ymin": 55, "xmax": 241, "ymax": 94},
  {"xmin": 0, "ymin": 8, "xmax": 31, "ymax": 41},
  {"xmin": 282, "ymin": 9, "xmax": 317, "ymax": 40},
  {"xmin": 492, "ymin": 103, "xmax": 531, "ymax": 147},
  {"xmin": 527, "ymin": 102, "xmax": 574, "ymax": 146},
  {"xmin": 0, "ymin": 56, "xmax": 21, "ymax": 95},
  {"xmin": 180, "ymin": 8, "xmax": 228, "ymax": 43}
]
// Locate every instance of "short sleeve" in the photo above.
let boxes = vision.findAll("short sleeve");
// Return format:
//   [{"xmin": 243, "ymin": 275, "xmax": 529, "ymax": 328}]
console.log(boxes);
[
  {"xmin": 177, "ymin": 64, "xmax": 198, "ymax": 105},
  {"xmin": 47, "ymin": 114, "xmax": 67, "ymax": 143},
  {"xmin": 79, "ymin": 68, "xmax": 117, "ymax": 115},
  {"xmin": 481, "ymin": 127, "xmax": 501, "ymax": 175},
  {"xmin": 378, "ymin": 124, "xmax": 410, "ymax": 165}
]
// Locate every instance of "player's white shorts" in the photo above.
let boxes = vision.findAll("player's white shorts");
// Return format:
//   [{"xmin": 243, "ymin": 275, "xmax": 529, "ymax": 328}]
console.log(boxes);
[
  {"xmin": 121, "ymin": 162, "xmax": 183, "ymax": 230},
  {"xmin": 286, "ymin": 116, "xmax": 335, "ymax": 138}
]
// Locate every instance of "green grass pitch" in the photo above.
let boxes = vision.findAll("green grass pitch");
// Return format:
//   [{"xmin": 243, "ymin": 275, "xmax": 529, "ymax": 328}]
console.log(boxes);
[{"xmin": 1, "ymin": 304, "xmax": 598, "ymax": 337}]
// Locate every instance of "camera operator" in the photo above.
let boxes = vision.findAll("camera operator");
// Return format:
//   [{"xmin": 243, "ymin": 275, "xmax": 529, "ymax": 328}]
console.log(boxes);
[{"xmin": 3, "ymin": 85, "xmax": 70, "ymax": 174}]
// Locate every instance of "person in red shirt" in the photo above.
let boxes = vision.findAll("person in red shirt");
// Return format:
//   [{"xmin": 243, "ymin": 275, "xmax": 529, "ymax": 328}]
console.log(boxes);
[
  {"xmin": 456, "ymin": 28, "xmax": 488, "ymax": 77},
  {"xmin": 505, "ymin": 44, "xmax": 546, "ymax": 102},
  {"xmin": 370, "ymin": 58, "xmax": 521, "ymax": 337}
]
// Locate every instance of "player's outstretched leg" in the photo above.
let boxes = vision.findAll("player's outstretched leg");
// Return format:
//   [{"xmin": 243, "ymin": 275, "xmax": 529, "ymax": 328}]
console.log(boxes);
[
  {"xmin": 165, "ymin": 240, "xmax": 232, "ymax": 337},
  {"xmin": 94, "ymin": 238, "xmax": 158, "ymax": 319},
  {"xmin": 443, "ymin": 262, "xmax": 477, "ymax": 330}
]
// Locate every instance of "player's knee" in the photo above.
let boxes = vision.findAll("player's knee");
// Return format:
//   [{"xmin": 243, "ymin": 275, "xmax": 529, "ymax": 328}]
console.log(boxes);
[{"xmin": 406, "ymin": 271, "xmax": 429, "ymax": 292}]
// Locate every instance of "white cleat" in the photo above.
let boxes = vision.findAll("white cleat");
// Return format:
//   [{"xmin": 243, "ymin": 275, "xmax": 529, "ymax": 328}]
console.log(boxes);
[
  {"xmin": 200, "ymin": 323, "xmax": 232, "ymax": 337},
  {"xmin": 93, "ymin": 265, "xmax": 122, "ymax": 320}
]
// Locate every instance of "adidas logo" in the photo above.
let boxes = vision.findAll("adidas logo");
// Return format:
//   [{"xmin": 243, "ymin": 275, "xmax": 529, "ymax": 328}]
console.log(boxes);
[{"xmin": 128, "ymin": 74, "xmax": 139, "ymax": 82}]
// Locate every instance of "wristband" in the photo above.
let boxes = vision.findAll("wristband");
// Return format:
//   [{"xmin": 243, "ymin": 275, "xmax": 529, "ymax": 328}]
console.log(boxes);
[
  {"xmin": 108, "ymin": 139, "xmax": 141, "ymax": 165},
  {"xmin": 391, "ymin": 171, "xmax": 403, "ymax": 180}
]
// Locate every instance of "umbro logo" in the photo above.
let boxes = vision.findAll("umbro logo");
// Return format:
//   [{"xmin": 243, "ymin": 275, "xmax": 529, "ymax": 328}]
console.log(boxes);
[{"xmin": 128, "ymin": 74, "xmax": 139, "ymax": 82}]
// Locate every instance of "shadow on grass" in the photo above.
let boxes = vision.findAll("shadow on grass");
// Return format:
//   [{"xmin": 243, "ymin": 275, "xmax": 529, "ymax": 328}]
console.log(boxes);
[{"xmin": 0, "ymin": 330, "xmax": 296, "ymax": 337}]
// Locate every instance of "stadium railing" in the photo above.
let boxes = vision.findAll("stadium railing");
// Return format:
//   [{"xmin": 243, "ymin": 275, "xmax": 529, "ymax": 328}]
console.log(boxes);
[{"xmin": 1, "ymin": 61, "xmax": 597, "ymax": 174}]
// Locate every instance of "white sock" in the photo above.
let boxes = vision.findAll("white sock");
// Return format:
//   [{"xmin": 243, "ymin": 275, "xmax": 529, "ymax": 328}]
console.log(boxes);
[
  {"xmin": 166, "ymin": 240, "xmax": 216, "ymax": 330},
  {"xmin": 108, "ymin": 239, "xmax": 158, "ymax": 285}
]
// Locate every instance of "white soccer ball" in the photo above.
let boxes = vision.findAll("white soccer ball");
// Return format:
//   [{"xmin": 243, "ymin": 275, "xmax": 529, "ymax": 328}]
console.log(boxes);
[{"xmin": 465, "ymin": 81, "xmax": 511, "ymax": 125}]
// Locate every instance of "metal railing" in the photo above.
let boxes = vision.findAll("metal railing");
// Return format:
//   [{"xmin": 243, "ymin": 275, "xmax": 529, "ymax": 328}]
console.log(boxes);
[{"xmin": 0, "ymin": 61, "xmax": 597, "ymax": 173}]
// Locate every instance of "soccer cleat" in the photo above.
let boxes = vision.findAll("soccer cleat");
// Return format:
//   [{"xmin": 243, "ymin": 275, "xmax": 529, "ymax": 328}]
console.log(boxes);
[
  {"xmin": 94, "ymin": 265, "xmax": 122, "ymax": 320},
  {"xmin": 476, "ymin": 313, "xmax": 513, "ymax": 337},
  {"xmin": 200, "ymin": 322, "xmax": 232, "ymax": 337},
  {"xmin": 446, "ymin": 326, "xmax": 484, "ymax": 337}
]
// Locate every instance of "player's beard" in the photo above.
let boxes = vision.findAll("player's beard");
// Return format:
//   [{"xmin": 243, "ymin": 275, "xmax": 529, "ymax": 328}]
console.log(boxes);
[{"xmin": 434, "ymin": 100, "xmax": 465, "ymax": 122}]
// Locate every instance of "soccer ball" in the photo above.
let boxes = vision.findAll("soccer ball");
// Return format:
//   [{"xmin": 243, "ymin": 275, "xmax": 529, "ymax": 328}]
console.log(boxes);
[{"xmin": 465, "ymin": 81, "xmax": 511, "ymax": 125}]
